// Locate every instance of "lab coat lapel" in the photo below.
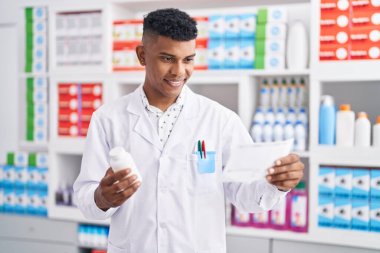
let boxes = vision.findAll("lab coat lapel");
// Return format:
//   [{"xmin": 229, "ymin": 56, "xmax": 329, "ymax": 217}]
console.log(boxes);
[
  {"xmin": 126, "ymin": 89, "xmax": 163, "ymax": 151},
  {"xmin": 163, "ymin": 87, "xmax": 200, "ymax": 153}
]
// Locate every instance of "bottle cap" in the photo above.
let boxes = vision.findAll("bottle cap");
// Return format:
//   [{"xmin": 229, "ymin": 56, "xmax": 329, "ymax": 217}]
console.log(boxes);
[
  {"xmin": 321, "ymin": 95, "xmax": 334, "ymax": 106},
  {"xmin": 377, "ymin": 116, "xmax": 380, "ymax": 124},
  {"xmin": 357, "ymin": 112, "xmax": 368, "ymax": 119},
  {"xmin": 339, "ymin": 104, "xmax": 351, "ymax": 111}
]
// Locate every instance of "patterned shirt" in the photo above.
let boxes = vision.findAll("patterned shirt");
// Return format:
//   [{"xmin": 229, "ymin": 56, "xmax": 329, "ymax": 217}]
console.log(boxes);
[{"xmin": 140, "ymin": 86, "xmax": 186, "ymax": 145}]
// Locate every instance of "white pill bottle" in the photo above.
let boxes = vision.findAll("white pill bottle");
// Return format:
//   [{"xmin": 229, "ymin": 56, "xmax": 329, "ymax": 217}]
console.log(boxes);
[{"xmin": 109, "ymin": 147, "xmax": 142, "ymax": 182}]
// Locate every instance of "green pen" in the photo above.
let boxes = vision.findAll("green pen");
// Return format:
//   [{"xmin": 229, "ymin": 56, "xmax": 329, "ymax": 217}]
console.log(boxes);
[{"xmin": 198, "ymin": 140, "xmax": 203, "ymax": 159}]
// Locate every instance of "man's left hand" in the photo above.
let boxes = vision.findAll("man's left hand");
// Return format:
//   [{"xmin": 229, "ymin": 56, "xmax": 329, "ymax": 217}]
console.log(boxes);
[{"xmin": 266, "ymin": 153, "xmax": 305, "ymax": 192}]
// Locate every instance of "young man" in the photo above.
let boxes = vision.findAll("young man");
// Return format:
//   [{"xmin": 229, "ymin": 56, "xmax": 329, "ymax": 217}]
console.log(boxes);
[{"xmin": 74, "ymin": 8, "xmax": 304, "ymax": 253}]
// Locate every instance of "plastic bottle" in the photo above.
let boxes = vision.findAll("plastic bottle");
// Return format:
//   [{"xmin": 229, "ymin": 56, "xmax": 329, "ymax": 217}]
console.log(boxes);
[
  {"xmin": 263, "ymin": 121, "xmax": 273, "ymax": 142},
  {"xmin": 260, "ymin": 79, "xmax": 270, "ymax": 108},
  {"xmin": 271, "ymin": 78, "xmax": 279, "ymax": 109},
  {"xmin": 373, "ymin": 116, "xmax": 380, "ymax": 147},
  {"xmin": 354, "ymin": 112, "xmax": 371, "ymax": 147},
  {"xmin": 253, "ymin": 108, "xmax": 265, "ymax": 125},
  {"xmin": 284, "ymin": 120, "xmax": 295, "ymax": 150},
  {"xmin": 288, "ymin": 181, "xmax": 308, "ymax": 233},
  {"xmin": 296, "ymin": 78, "xmax": 306, "ymax": 107},
  {"xmin": 286, "ymin": 20, "xmax": 309, "ymax": 70},
  {"xmin": 273, "ymin": 121, "xmax": 284, "ymax": 142},
  {"xmin": 319, "ymin": 95, "xmax": 336, "ymax": 145},
  {"xmin": 250, "ymin": 121, "xmax": 263, "ymax": 143},
  {"xmin": 280, "ymin": 78, "xmax": 288, "ymax": 107},
  {"xmin": 109, "ymin": 147, "xmax": 142, "ymax": 182},
  {"xmin": 336, "ymin": 104, "xmax": 355, "ymax": 147},
  {"xmin": 275, "ymin": 108, "xmax": 286, "ymax": 125},
  {"xmin": 286, "ymin": 107, "xmax": 296, "ymax": 125},
  {"xmin": 288, "ymin": 79, "xmax": 297, "ymax": 108},
  {"xmin": 294, "ymin": 121, "xmax": 307, "ymax": 151},
  {"xmin": 297, "ymin": 107, "xmax": 308, "ymax": 126},
  {"xmin": 265, "ymin": 108, "xmax": 275, "ymax": 125}
]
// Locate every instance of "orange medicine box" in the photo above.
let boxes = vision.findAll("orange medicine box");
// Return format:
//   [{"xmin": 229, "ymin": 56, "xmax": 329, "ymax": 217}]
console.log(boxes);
[
  {"xmin": 58, "ymin": 109, "xmax": 79, "ymax": 124},
  {"xmin": 320, "ymin": 43, "xmax": 350, "ymax": 60},
  {"xmin": 58, "ymin": 83, "xmax": 78, "ymax": 96},
  {"xmin": 58, "ymin": 97, "xmax": 79, "ymax": 110},
  {"xmin": 320, "ymin": 26, "xmax": 350, "ymax": 44},
  {"xmin": 320, "ymin": 11, "xmax": 351, "ymax": 28},
  {"xmin": 79, "ymin": 121, "xmax": 91, "ymax": 136},
  {"xmin": 81, "ymin": 98, "xmax": 102, "ymax": 110},
  {"xmin": 350, "ymin": 43, "xmax": 380, "ymax": 59},
  {"xmin": 58, "ymin": 121, "xmax": 79, "ymax": 137},
  {"xmin": 81, "ymin": 83, "xmax": 102, "ymax": 97},
  {"xmin": 351, "ymin": 0, "xmax": 380, "ymax": 12},
  {"xmin": 320, "ymin": 0, "xmax": 351, "ymax": 13},
  {"xmin": 351, "ymin": 10, "xmax": 380, "ymax": 26},
  {"xmin": 80, "ymin": 108, "xmax": 95, "ymax": 123},
  {"xmin": 351, "ymin": 26, "xmax": 380, "ymax": 43}
]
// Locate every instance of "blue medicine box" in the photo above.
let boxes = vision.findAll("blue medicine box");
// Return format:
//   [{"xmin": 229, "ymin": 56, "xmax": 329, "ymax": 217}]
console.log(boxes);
[
  {"xmin": 239, "ymin": 13, "xmax": 256, "ymax": 39},
  {"xmin": 352, "ymin": 169, "xmax": 370, "ymax": 201},
  {"xmin": 223, "ymin": 39, "xmax": 239, "ymax": 69},
  {"xmin": 319, "ymin": 167, "xmax": 335, "ymax": 198},
  {"xmin": 351, "ymin": 200, "xmax": 370, "ymax": 231},
  {"xmin": 370, "ymin": 201, "xmax": 380, "ymax": 233},
  {"xmin": 335, "ymin": 169, "xmax": 352, "ymax": 199},
  {"xmin": 209, "ymin": 15, "xmax": 224, "ymax": 39},
  {"xmin": 334, "ymin": 198, "xmax": 351, "ymax": 229},
  {"xmin": 224, "ymin": 15, "xmax": 240, "ymax": 39},
  {"xmin": 318, "ymin": 196, "xmax": 334, "ymax": 227},
  {"xmin": 208, "ymin": 39, "xmax": 224, "ymax": 69},
  {"xmin": 239, "ymin": 39, "xmax": 255, "ymax": 69},
  {"xmin": 371, "ymin": 169, "xmax": 380, "ymax": 201}
]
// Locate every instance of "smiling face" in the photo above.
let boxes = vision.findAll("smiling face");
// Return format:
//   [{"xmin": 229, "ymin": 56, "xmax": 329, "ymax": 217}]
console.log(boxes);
[{"xmin": 136, "ymin": 35, "xmax": 196, "ymax": 110}]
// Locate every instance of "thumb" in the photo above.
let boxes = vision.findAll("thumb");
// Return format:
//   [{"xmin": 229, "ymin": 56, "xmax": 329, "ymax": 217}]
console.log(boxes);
[{"xmin": 105, "ymin": 167, "xmax": 114, "ymax": 177}]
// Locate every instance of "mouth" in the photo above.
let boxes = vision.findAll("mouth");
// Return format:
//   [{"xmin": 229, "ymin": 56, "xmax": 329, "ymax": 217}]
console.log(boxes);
[{"xmin": 164, "ymin": 79, "xmax": 186, "ymax": 87}]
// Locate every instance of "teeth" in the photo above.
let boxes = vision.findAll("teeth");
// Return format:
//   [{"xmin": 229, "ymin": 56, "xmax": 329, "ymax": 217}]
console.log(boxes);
[{"xmin": 166, "ymin": 80, "xmax": 183, "ymax": 87}]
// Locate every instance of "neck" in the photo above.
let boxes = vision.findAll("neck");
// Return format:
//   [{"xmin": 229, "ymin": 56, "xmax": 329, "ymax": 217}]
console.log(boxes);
[{"xmin": 143, "ymin": 86, "xmax": 178, "ymax": 112}]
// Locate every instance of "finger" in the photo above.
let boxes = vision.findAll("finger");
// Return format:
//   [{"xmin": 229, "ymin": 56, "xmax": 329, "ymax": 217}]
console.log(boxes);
[
  {"xmin": 119, "ymin": 181, "xmax": 141, "ymax": 199},
  {"xmin": 271, "ymin": 179, "xmax": 300, "ymax": 189},
  {"xmin": 111, "ymin": 174, "xmax": 138, "ymax": 193},
  {"xmin": 267, "ymin": 170, "xmax": 304, "ymax": 183},
  {"xmin": 274, "ymin": 153, "xmax": 300, "ymax": 166},
  {"xmin": 101, "ymin": 169, "xmax": 130, "ymax": 186},
  {"xmin": 268, "ymin": 162, "xmax": 305, "ymax": 175}
]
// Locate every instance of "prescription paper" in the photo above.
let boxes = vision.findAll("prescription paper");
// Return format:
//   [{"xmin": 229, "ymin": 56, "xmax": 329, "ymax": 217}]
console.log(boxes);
[{"xmin": 222, "ymin": 139, "xmax": 293, "ymax": 183}]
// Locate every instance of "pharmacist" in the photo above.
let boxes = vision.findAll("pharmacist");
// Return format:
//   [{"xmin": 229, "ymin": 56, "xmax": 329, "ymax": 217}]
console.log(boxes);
[{"xmin": 74, "ymin": 8, "xmax": 304, "ymax": 253}]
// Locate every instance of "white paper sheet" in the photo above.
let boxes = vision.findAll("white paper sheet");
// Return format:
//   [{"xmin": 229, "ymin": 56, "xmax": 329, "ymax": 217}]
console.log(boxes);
[{"xmin": 222, "ymin": 139, "xmax": 293, "ymax": 183}]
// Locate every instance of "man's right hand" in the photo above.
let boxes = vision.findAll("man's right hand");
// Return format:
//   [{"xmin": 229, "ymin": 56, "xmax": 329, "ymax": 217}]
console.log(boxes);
[{"xmin": 94, "ymin": 167, "xmax": 141, "ymax": 211}]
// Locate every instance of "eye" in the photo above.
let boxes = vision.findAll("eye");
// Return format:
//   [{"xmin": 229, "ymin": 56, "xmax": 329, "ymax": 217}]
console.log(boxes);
[
  {"xmin": 184, "ymin": 57, "xmax": 194, "ymax": 63},
  {"xmin": 161, "ymin": 56, "xmax": 174, "ymax": 62}
]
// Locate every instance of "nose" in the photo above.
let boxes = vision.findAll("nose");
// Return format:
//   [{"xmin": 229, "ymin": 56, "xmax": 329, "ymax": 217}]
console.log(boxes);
[{"xmin": 169, "ymin": 62, "xmax": 186, "ymax": 77}]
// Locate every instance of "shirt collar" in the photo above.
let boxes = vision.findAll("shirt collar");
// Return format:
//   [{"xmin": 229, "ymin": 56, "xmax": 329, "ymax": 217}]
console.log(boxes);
[{"xmin": 140, "ymin": 85, "xmax": 187, "ymax": 114}]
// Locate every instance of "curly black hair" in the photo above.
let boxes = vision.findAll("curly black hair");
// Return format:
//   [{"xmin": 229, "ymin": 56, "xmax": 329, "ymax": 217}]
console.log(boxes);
[{"xmin": 143, "ymin": 8, "xmax": 198, "ymax": 41}]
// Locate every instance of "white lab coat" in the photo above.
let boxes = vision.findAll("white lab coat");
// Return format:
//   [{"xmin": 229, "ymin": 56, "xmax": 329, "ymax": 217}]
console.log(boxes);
[{"xmin": 73, "ymin": 85, "xmax": 287, "ymax": 253}]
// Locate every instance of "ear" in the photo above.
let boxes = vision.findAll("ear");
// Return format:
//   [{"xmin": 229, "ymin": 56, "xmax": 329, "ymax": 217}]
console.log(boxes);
[{"xmin": 136, "ymin": 45, "xmax": 146, "ymax": 66}]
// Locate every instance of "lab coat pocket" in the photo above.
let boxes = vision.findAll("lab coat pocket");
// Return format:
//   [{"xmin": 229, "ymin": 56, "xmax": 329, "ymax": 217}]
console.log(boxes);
[{"xmin": 187, "ymin": 153, "xmax": 218, "ymax": 195}]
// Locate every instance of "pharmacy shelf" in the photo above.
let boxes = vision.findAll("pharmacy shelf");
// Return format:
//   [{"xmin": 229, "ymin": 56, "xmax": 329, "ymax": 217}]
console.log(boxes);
[
  {"xmin": 49, "ymin": 138, "xmax": 86, "ymax": 155},
  {"xmin": 19, "ymin": 141, "xmax": 49, "ymax": 151},
  {"xmin": 227, "ymin": 226, "xmax": 311, "ymax": 242},
  {"xmin": 313, "ymin": 61, "xmax": 380, "ymax": 82},
  {"xmin": 227, "ymin": 226, "xmax": 380, "ymax": 250},
  {"xmin": 110, "ymin": 0, "xmax": 311, "ymax": 12},
  {"xmin": 312, "ymin": 146, "xmax": 380, "ymax": 167},
  {"xmin": 49, "ymin": 205, "xmax": 110, "ymax": 226}
]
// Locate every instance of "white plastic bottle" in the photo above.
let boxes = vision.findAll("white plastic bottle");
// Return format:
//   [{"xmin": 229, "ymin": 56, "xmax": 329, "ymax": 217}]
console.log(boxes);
[
  {"xmin": 296, "ymin": 78, "xmax": 306, "ymax": 107},
  {"xmin": 297, "ymin": 107, "xmax": 308, "ymax": 126},
  {"xmin": 294, "ymin": 121, "xmax": 306, "ymax": 151},
  {"xmin": 280, "ymin": 78, "xmax": 288, "ymax": 107},
  {"xmin": 271, "ymin": 79, "xmax": 279, "ymax": 109},
  {"xmin": 286, "ymin": 20, "xmax": 309, "ymax": 70},
  {"xmin": 284, "ymin": 120, "xmax": 295, "ymax": 150},
  {"xmin": 263, "ymin": 121, "xmax": 273, "ymax": 142},
  {"xmin": 288, "ymin": 79, "xmax": 297, "ymax": 108},
  {"xmin": 273, "ymin": 121, "xmax": 284, "ymax": 142},
  {"xmin": 373, "ymin": 116, "xmax": 380, "ymax": 147},
  {"xmin": 275, "ymin": 108, "xmax": 286, "ymax": 125},
  {"xmin": 109, "ymin": 147, "xmax": 142, "ymax": 182},
  {"xmin": 354, "ymin": 112, "xmax": 371, "ymax": 147},
  {"xmin": 265, "ymin": 108, "xmax": 275, "ymax": 125},
  {"xmin": 336, "ymin": 104, "xmax": 355, "ymax": 147},
  {"xmin": 253, "ymin": 108, "xmax": 265, "ymax": 125},
  {"xmin": 286, "ymin": 107, "xmax": 297, "ymax": 125},
  {"xmin": 250, "ymin": 121, "xmax": 263, "ymax": 143},
  {"xmin": 260, "ymin": 79, "xmax": 270, "ymax": 107}
]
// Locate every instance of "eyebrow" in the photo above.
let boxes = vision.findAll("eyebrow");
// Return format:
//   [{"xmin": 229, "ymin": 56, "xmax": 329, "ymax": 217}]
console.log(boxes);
[{"xmin": 158, "ymin": 52, "xmax": 196, "ymax": 58}]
